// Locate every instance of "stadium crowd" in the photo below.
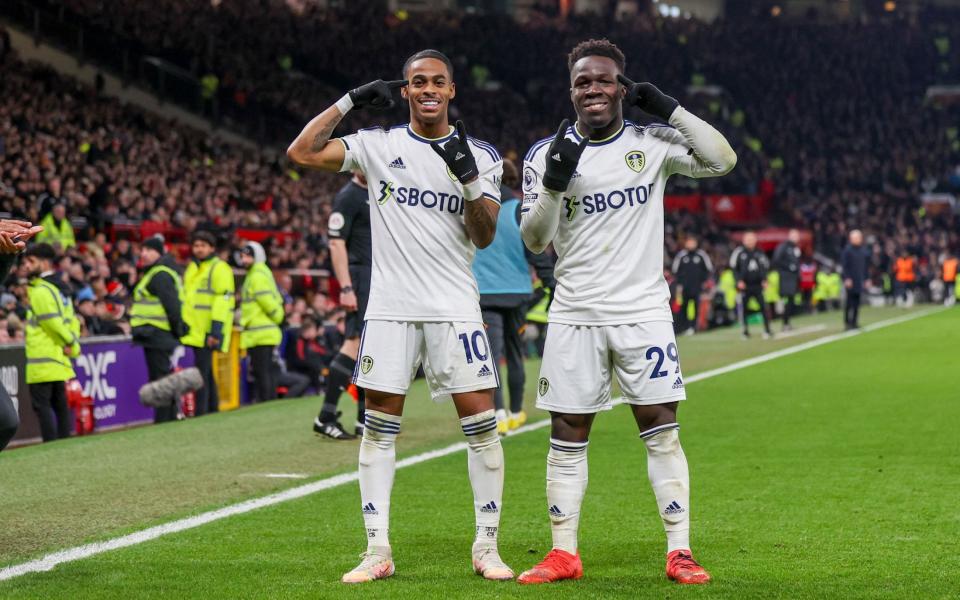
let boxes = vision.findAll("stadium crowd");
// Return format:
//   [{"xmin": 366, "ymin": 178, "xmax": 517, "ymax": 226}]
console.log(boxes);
[{"xmin": 2, "ymin": 1, "xmax": 960, "ymax": 347}]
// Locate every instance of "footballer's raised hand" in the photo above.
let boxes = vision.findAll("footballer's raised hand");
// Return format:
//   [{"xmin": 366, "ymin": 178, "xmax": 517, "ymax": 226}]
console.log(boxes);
[
  {"xmin": 430, "ymin": 120, "xmax": 479, "ymax": 186},
  {"xmin": 617, "ymin": 75, "xmax": 679, "ymax": 121},
  {"xmin": 542, "ymin": 119, "xmax": 589, "ymax": 193},
  {"xmin": 337, "ymin": 79, "xmax": 408, "ymax": 113}
]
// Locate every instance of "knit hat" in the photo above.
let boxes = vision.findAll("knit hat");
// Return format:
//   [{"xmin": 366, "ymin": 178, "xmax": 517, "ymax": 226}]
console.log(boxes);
[
  {"xmin": 142, "ymin": 235, "xmax": 165, "ymax": 254},
  {"xmin": 241, "ymin": 241, "xmax": 267, "ymax": 263},
  {"xmin": 190, "ymin": 230, "xmax": 217, "ymax": 246}
]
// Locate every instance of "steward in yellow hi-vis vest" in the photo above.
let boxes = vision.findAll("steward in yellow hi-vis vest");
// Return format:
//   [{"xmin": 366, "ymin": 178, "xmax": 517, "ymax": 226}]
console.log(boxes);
[
  {"xmin": 35, "ymin": 203, "xmax": 76, "ymax": 250},
  {"xmin": 239, "ymin": 241, "xmax": 284, "ymax": 403},
  {"xmin": 23, "ymin": 243, "xmax": 79, "ymax": 442},
  {"xmin": 131, "ymin": 235, "xmax": 188, "ymax": 423},
  {"xmin": 180, "ymin": 230, "xmax": 234, "ymax": 416}
]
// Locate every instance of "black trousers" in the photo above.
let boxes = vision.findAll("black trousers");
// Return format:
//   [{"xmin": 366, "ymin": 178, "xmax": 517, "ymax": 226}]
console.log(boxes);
[
  {"xmin": 782, "ymin": 293, "xmax": 797, "ymax": 326},
  {"xmin": 482, "ymin": 306, "xmax": 526, "ymax": 414},
  {"xmin": 0, "ymin": 383, "xmax": 19, "ymax": 452},
  {"xmin": 679, "ymin": 288, "xmax": 701, "ymax": 331},
  {"xmin": 741, "ymin": 287, "xmax": 771, "ymax": 334},
  {"xmin": 193, "ymin": 347, "xmax": 219, "ymax": 415},
  {"xmin": 845, "ymin": 291, "xmax": 862, "ymax": 328},
  {"xmin": 144, "ymin": 346, "xmax": 177, "ymax": 423},
  {"xmin": 29, "ymin": 381, "xmax": 71, "ymax": 442},
  {"xmin": 248, "ymin": 345, "xmax": 277, "ymax": 403}
]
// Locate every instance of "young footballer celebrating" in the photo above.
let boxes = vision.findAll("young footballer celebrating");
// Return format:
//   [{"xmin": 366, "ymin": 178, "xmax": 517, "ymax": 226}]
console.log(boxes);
[
  {"xmin": 287, "ymin": 49, "xmax": 511, "ymax": 583},
  {"xmin": 518, "ymin": 39, "xmax": 736, "ymax": 585}
]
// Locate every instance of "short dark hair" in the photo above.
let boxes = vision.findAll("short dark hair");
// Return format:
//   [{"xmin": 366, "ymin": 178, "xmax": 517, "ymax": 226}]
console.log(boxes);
[
  {"xmin": 567, "ymin": 38, "xmax": 626, "ymax": 73},
  {"xmin": 24, "ymin": 243, "xmax": 56, "ymax": 261},
  {"xmin": 403, "ymin": 49, "xmax": 454, "ymax": 79}
]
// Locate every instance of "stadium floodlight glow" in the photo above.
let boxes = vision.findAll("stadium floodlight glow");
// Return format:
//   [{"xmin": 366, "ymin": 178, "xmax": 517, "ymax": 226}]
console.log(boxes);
[{"xmin": 670, "ymin": 6, "xmax": 680, "ymax": 17}]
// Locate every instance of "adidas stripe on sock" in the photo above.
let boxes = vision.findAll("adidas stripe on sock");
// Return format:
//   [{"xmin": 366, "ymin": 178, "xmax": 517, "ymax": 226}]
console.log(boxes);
[
  {"xmin": 547, "ymin": 438, "xmax": 588, "ymax": 554},
  {"xmin": 460, "ymin": 410, "xmax": 504, "ymax": 548},
  {"xmin": 359, "ymin": 410, "xmax": 401, "ymax": 550}
]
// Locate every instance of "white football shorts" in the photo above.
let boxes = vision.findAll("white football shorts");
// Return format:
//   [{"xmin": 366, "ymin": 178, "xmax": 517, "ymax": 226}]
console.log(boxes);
[
  {"xmin": 354, "ymin": 320, "xmax": 499, "ymax": 400},
  {"xmin": 536, "ymin": 321, "xmax": 686, "ymax": 414}
]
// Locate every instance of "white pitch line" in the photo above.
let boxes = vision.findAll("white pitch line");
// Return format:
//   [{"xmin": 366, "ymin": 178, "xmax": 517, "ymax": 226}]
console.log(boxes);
[
  {"xmin": 773, "ymin": 323, "xmax": 827, "ymax": 339},
  {"xmin": 0, "ymin": 308, "xmax": 943, "ymax": 582}
]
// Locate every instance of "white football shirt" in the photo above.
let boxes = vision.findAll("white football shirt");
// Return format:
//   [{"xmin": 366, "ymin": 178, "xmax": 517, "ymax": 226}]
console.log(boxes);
[
  {"xmin": 339, "ymin": 124, "xmax": 503, "ymax": 322},
  {"xmin": 522, "ymin": 119, "xmax": 720, "ymax": 325}
]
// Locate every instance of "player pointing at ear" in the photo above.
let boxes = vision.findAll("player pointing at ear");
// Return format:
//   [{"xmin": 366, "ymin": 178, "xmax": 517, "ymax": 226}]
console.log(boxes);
[
  {"xmin": 288, "ymin": 50, "xmax": 510, "ymax": 584},
  {"xmin": 518, "ymin": 39, "xmax": 736, "ymax": 585}
]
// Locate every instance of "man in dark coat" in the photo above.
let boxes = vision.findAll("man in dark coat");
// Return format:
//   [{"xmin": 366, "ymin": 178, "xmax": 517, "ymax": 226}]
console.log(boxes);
[{"xmin": 772, "ymin": 229, "xmax": 802, "ymax": 331}]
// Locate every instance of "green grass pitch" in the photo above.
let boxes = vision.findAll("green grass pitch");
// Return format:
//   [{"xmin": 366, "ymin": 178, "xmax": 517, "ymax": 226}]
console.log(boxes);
[{"xmin": 1, "ymin": 306, "xmax": 958, "ymax": 598}]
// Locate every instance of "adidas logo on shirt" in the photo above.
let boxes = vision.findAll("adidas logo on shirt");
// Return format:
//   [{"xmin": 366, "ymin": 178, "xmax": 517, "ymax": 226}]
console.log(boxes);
[
  {"xmin": 664, "ymin": 501, "xmax": 684, "ymax": 515},
  {"xmin": 480, "ymin": 501, "xmax": 499, "ymax": 513},
  {"xmin": 549, "ymin": 504, "xmax": 565, "ymax": 518},
  {"xmin": 388, "ymin": 157, "xmax": 406, "ymax": 169},
  {"xmin": 477, "ymin": 364, "xmax": 493, "ymax": 377},
  {"xmin": 672, "ymin": 377, "xmax": 684, "ymax": 389},
  {"xmin": 362, "ymin": 502, "xmax": 379, "ymax": 515}
]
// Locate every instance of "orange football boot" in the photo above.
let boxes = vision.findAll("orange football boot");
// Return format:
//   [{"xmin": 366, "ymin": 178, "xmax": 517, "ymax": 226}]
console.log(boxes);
[
  {"xmin": 516, "ymin": 549, "xmax": 583, "ymax": 584},
  {"xmin": 666, "ymin": 549, "xmax": 711, "ymax": 584}
]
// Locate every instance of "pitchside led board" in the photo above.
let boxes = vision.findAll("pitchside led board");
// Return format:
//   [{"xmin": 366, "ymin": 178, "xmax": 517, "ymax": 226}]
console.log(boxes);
[{"xmin": 0, "ymin": 336, "xmax": 196, "ymax": 447}]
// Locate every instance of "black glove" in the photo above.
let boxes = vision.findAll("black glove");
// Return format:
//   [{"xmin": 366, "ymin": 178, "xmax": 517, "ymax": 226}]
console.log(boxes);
[
  {"xmin": 348, "ymin": 79, "xmax": 407, "ymax": 111},
  {"xmin": 430, "ymin": 120, "xmax": 479, "ymax": 184},
  {"xmin": 542, "ymin": 119, "xmax": 589, "ymax": 193},
  {"xmin": 617, "ymin": 75, "xmax": 679, "ymax": 121}
]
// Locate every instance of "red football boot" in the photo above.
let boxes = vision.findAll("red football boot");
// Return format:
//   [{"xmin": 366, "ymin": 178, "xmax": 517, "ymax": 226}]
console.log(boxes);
[
  {"xmin": 666, "ymin": 549, "xmax": 711, "ymax": 584},
  {"xmin": 516, "ymin": 548, "xmax": 583, "ymax": 584}
]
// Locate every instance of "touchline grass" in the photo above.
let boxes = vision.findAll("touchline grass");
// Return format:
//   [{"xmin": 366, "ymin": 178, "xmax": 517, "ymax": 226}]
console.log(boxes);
[{"xmin": 2, "ymin": 306, "xmax": 957, "ymax": 598}]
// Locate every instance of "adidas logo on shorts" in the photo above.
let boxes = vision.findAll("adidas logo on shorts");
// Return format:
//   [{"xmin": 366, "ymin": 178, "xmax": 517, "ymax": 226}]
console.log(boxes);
[
  {"xmin": 672, "ymin": 376, "xmax": 684, "ymax": 389},
  {"xmin": 477, "ymin": 364, "xmax": 493, "ymax": 377}
]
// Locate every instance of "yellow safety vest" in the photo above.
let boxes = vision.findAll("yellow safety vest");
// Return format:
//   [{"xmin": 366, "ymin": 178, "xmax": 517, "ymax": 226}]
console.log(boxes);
[
  {"xmin": 26, "ymin": 277, "xmax": 80, "ymax": 383},
  {"xmin": 36, "ymin": 213, "xmax": 76, "ymax": 249},
  {"xmin": 240, "ymin": 263, "xmax": 284, "ymax": 349},
  {"xmin": 130, "ymin": 264, "xmax": 183, "ymax": 332},
  {"xmin": 181, "ymin": 257, "xmax": 235, "ymax": 351},
  {"xmin": 526, "ymin": 284, "xmax": 551, "ymax": 324}
]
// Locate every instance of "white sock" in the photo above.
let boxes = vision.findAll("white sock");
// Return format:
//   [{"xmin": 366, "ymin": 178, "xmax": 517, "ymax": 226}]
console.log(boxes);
[
  {"xmin": 359, "ymin": 409, "xmax": 401, "ymax": 550},
  {"xmin": 461, "ymin": 410, "xmax": 504, "ymax": 550},
  {"xmin": 546, "ymin": 438, "xmax": 588, "ymax": 554},
  {"xmin": 642, "ymin": 424, "xmax": 690, "ymax": 553},
  {"xmin": 495, "ymin": 408, "xmax": 507, "ymax": 424}
]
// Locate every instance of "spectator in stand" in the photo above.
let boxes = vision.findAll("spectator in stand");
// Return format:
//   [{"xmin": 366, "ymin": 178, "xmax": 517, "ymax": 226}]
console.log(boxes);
[
  {"xmin": 35, "ymin": 202, "xmax": 75, "ymax": 251},
  {"xmin": 841, "ymin": 230, "xmax": 871, "ymax": 330},
  {"xmin": 283, "ymin": 315, "xmax": 328, "ymax": 397},
  {"xmin": 772, "ymin": 229, "xmax": 802, "ymax": 332},
  {"xmin": 671, "ymin": 235, "xmax": 713, "ymax": 336}
]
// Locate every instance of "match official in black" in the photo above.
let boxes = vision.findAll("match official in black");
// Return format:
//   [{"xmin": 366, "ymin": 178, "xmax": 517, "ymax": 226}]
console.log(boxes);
[
  {"xmin": 314, "ymin": 171, "xmax": 371, "ymax": 440},
  {"xmin": 841, "ymin": 229, "xmax": 870, "ymax": 330},
  {"xmin": 671, "ymin": 235, "xmax": 713, "ymax": 335},
  {"xmin": 731, "ymin": 231, "xmax": 772, "ymax": 339},
  {"xmin": 772, "ymin": 228, "xmax": 802, "ymax": 331}
]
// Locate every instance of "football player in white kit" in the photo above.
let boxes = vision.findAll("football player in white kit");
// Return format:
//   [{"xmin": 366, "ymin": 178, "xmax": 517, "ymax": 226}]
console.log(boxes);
[
  {"xmin": 287, "ymin": 49, "xmax": 512, "ymax": 583},
  {"xmin": 517, "ymin": 39, "xmax": 737, "ymax": 585}
]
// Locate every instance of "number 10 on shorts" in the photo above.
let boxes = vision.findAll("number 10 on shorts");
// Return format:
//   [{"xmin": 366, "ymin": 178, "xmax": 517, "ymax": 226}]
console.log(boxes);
[{"xmin": 458, "ymin": 330, "xmax": 489, "ymax": 364}]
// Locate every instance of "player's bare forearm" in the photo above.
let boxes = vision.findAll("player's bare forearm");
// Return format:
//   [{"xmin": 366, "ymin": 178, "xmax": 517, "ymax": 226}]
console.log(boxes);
[
  {"xmin": 668, "ymin": 107, "xmax": 737, "ymax": 177},
  {"xmin": 464, "ymin": 197, "xmax": 499, "ymax": 249},
  {"xmin": 286, "ymin": 105, "xmax": 347, "ymax": 172},
  {"xmin": 329, "ymin": 239, "xmax": 352, "ymax": 288}
]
